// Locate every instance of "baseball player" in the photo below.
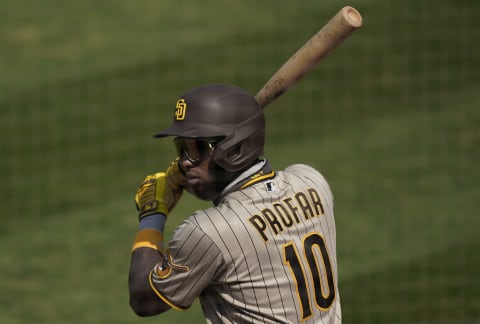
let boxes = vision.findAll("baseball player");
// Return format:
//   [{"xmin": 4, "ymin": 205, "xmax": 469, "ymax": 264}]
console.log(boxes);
[{"xmin": 128, "ymin": 84, "xmax": 342, "ymax": 323}]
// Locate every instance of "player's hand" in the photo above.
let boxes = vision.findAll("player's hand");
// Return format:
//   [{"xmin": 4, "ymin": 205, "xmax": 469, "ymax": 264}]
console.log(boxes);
[{"xmin": 134, "ymin": 158, "xmax": 187, "ymax": 219}]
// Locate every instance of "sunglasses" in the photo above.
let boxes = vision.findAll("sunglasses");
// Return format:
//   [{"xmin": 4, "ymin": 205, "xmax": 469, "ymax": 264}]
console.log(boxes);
[{"xmin": 173, "ymin": 137, "xmax": 222, "ymax": 165}]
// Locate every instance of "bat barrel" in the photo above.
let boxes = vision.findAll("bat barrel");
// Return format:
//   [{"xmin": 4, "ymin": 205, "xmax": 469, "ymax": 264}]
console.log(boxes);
[
  {"xmin": 255, "ymin": 6, "xmax": 363, "ymax": 109},
  {"xmin": 343, "ymin": 6, "xmax": 363, "ymax": 28}
]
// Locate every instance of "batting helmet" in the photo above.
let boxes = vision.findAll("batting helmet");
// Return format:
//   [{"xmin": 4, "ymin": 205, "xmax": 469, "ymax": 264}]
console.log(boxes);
[{"xmin": 154, "ymin": 84, "xmax": 265, "ymax": 172}]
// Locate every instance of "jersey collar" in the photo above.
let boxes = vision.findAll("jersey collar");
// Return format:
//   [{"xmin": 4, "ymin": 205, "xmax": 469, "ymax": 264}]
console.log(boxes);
[{"xmin": 214, "ymin": 159, "xmax": 275, "ymax": 205}]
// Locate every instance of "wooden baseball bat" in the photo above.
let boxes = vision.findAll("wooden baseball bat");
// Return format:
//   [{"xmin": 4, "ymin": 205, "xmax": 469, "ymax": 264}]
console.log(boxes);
[{"xmin": 255, "ymin": 6, "xmax": 363, "ymax": 109}]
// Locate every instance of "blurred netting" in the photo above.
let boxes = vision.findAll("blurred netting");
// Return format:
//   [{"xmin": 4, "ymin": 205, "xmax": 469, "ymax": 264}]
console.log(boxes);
[{"xmin": 1, "ymin": 1, "xmax": 479, "ymax": 323}]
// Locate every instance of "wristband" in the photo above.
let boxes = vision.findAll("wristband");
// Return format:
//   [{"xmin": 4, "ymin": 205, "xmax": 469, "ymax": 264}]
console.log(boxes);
[
  {"xmin": 131, "ymin": 213, "xmax": 166, "ymax": 252},
  {"xmin": 131, "ymin": 229, "xmax": 164, "ymax": 252},
  {"xmin": 138, "ymin": 213, "xmax": 166, "ymax": 231}
]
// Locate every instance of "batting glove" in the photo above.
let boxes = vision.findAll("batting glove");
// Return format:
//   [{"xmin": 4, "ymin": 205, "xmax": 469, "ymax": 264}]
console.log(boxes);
[{"xmin": 134, "ymin": 158, "xmax": 187, "ymax": 220}]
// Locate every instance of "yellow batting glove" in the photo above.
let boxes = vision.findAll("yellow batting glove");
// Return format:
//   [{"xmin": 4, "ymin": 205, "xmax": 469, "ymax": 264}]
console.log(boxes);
[
  {"xmin": 165, "ymin": 158, "xmax": 187, "ymax": 192},
  {"xmin": 135, "ymin": 159, "xmax": 186, "ymax": 219}
]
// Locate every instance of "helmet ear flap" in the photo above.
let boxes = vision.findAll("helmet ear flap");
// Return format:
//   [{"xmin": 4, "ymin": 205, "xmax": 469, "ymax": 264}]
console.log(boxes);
[
  {"xmin": 212, "ymin": 127, "xmax": 264, "ymax": 172},
  {"xmin": 225, "ymin": 142, "xmax": 243, "ymax": 163}
]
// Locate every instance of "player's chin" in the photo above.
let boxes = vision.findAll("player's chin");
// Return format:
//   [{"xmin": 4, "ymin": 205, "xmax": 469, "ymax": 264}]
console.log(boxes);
[
  {"xmin": 191, "ymin": 190, "xmax": 213, "ymax": 201},
  {"xmin": 189, "ymin": 184, "xmax": 219, "ymax": 202}
]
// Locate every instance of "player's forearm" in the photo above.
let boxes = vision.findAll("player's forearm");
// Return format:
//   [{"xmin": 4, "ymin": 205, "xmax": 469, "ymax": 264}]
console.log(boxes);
[
  {"xmin": 129, "ymin": 214, "xmax": 170, "ymax": 316},
  {"xmin": 129, "ymin": 247, "xmax": 168, "ymax": 316}
]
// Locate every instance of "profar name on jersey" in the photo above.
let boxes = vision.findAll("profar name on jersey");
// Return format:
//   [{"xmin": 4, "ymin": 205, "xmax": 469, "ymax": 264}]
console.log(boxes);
[{"xmin": 248, "ymin": 188, "xmax": 325, "ymax": 242}]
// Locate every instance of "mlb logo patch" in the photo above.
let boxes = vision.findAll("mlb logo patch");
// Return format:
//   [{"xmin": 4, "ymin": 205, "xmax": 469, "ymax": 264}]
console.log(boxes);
[{"xmin": 265, "ymin": 181, "xmax": 276, "ymax": 192}]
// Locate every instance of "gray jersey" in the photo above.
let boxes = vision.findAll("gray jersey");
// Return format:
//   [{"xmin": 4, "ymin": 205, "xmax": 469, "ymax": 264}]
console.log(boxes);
[{"xmin": 150, "ymin": 162, "xmax": 341, "ymax": 323}]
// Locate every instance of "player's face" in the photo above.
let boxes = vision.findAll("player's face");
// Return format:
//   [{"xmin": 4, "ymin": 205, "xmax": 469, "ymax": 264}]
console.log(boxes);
[{"xmin": 174, "ymin": 137, "xmax": 221, "ymax": 201}]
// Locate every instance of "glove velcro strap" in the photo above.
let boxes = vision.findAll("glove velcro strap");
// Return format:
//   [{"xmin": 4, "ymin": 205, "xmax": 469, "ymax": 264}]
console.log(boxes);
[{"xmin": 131, "ymin": 228, "xmax": 164, "ymax": 253}]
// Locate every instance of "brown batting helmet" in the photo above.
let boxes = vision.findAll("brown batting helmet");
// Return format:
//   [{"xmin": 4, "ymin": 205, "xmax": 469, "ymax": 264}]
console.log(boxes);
[{"xmin": 154, "ymin": 84, "xmax": 265, "ymax": 172}]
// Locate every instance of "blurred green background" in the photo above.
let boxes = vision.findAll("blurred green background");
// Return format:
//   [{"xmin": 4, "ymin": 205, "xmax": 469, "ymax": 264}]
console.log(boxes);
[{"xmin": 1, "ymin": 0, "xmax": 479, "ymax": 323}]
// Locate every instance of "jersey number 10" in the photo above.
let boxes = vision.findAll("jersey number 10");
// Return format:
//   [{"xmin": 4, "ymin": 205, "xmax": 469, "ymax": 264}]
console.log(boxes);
[{"xmin": 283, "ymin": 232, "xmax": 335, "ymax": 320}]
